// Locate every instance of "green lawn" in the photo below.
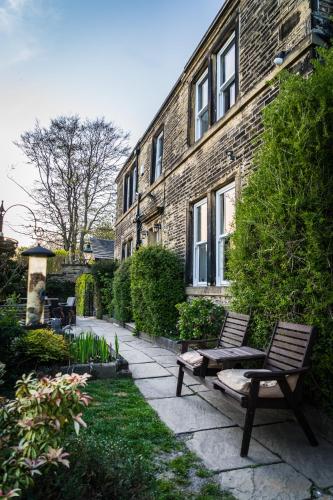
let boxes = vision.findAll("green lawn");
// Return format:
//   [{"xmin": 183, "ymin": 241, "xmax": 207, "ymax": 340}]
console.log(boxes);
[{"xmin": 27, "ymin": 378, "xmax": 234, "ymax": 500}]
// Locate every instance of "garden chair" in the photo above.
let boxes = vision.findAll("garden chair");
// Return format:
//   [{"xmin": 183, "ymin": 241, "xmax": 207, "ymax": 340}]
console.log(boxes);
[
  {"xmin": 176, "ymin": 312, "xmax": 252, "ymax": 396},
  {"xmin": 212, "ymin": 320, "xmax": 318, "ymax": 457}
]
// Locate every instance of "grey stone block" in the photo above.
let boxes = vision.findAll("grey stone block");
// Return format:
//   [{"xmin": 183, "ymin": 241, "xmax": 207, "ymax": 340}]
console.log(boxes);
[
  {"xmin": 252, "ymin": 422, "xmax": 333, "ymax": 488},
  {"xmin": 122, "ymin": 350, "xmax": 154, "ymax": 364},
  {"xmin": 153, "ymin": 355, "xmax": 179, "ymax": 367},
  {"xmin": 149, "ymin": 395, "xmax": 232, "ymax": 433},
  {"xmin": 219, "ymin": 463, "xmax": 312, "ymax": 500},
  {"xmin": 135, "ymin": 376, "xmax": 192, "ymax": 399},
  {"xmin": 129, "ymin": 363, "xmax": 171, "ymax": 379},
  {"xmin": 187, "ymin": 427, "xmax": 279, "ymax": 471}
]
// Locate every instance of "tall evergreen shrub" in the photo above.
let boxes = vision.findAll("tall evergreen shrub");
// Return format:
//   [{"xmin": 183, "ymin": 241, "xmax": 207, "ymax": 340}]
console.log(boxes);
[
  {"xmin": 75, "ymin": 274, "xmax": 95, "ymax": 316},
  {"xmin": 112, "ymin": 258, "xmax": 132, "ymax": 323},
  {"xmin": 131, "ymin": 246, "xmax": 185, "ymax": 337},
  {"xmin": 90, "ymin": 260, "xmax": 118, "ymax": 318},
  {"xmin": 229, "ymin": 47, "xmax": 333, "ymax": 409}
]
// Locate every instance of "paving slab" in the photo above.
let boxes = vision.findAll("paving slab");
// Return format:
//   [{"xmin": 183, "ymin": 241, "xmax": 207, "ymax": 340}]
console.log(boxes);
[
  {"xmin": 138, "ymin": 347, "xmax": 173, "ymax": 356},
  {"xmin": 188, "ymin": 384, "xmax": 210, "ymax": 393},
  {"xmin": 135, "ymin": 377, "xmax": 193, "ymax": 399},
  {"xmin": 152, "ymin": 355, "xmax": 179, "ymax": 367},
  {"xmin": 122, "ymin": 350, "xmax": 154, "ymax": 364},
  {"xmin": 199, "ymin": 390, "xmax": 293, "ymax": 426},
  {"xmin": 149, "ymin": 395, "xmax": 232, "ymax": 433},
  {"xmin": 187, "ymin": 427, "xmax": 279, "ymax": 471},
  {"xmin": 129, "ymin": 363, "xmax": 171, "ymax": 379},
  {"xmin": 166, "ymin": 366, "xmax": 200, "ymax": 386},
  {"xmin": 252, "ymin": 422, "xmax": 333, "ymax": 488},
  {"xmin": 218, "ymin": 463, "xmax": 312, "ymax": 500}
]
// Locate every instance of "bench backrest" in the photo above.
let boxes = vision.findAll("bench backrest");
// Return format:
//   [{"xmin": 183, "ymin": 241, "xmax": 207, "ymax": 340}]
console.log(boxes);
[
  {"xmin": 264, "ymin": 321, "xmax": 316, "ymax": 371},
  {"xmin": 218, "ymin": 312, "xmax": 251, "ymax": 348}
]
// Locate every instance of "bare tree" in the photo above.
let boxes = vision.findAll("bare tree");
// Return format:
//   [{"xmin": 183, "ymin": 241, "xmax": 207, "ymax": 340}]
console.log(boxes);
[{"xmin": 16, "ymin": 116, "xmax": 129, "ymax": 259}]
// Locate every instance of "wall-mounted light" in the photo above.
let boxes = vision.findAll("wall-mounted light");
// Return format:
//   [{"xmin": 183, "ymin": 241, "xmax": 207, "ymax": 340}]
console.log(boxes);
[
  {"xmin": 141, "ymin": 230, "xmax": 148, "ymax": 239},
  {"xmin": 226, "ymin": 150, "xmax": 237, "ymax": 161},
  {"xmin": 274, "ymin": 50, "xmax": 287, "ymax": 66},
  {"xmin": 153, "ymin": 223, "xmax": 161, "ymax": 233},
  {"xmin": 140, "ymin": 164, "xmax": 144, "ymax": 176}
]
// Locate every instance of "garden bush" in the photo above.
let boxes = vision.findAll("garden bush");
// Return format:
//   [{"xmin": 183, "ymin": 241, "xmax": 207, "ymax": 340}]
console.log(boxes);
[
  {"xmin": 75, "ymin": 273, "xmax": 95, "ymax": 316},
  {"xmin": 0, "ymin": 306, "xmax": 24, "ymax": 365},
  {"xmin": 0, "ymin": 372, "xmax": 91, "ymax": 498},
  {"xmin": 13, "ymin": 329, "xmax": 70, "ymax": 367},
  {"xmin": 229, "ymin": 46, "xmax": 333, "ymax": 410},
  {"xmin": 46, "ymin": 276, "xmax": 75, "ymax": 301},
  {"xmin": 176, "ymin": 298, "xmax": 225, "ymax": 340},
  {"xmin": 90, "ymin": 260, "xmax": 118, "ymax": 318},
  {"xmin": 112, "ymin": 258, "xmax": 132, "ymax": 322},
  {"xmin": 131, "ymin": 246, "xmax": 185, "ymax": 337}
]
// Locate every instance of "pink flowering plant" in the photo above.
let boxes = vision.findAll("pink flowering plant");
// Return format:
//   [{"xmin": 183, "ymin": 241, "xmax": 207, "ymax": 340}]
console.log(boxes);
[{"xmin": 0, "ymin": 372, "xmax": 92, "ymax": 499}]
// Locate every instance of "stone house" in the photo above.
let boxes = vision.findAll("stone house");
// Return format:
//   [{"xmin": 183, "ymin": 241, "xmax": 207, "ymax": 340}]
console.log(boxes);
[{"xmin": 115, "ymin": 0, "xmax": 332, "ymax": 304}]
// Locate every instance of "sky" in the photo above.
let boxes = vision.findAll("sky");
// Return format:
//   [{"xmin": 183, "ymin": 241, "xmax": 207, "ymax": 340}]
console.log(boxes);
[{"xmin": 0, "ymin": 0, "xmax": 223, "ymax": 246}]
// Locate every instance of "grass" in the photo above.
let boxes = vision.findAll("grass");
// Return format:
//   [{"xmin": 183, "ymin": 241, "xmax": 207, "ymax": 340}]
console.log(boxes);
[{"xmin": 27, "ymin": 378, "xmax": 235, "ymax": 500}]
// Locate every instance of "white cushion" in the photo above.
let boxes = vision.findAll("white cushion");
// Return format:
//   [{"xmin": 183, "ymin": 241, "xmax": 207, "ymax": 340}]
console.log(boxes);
[
  {"xmin": 217, "ymin": 369, "xmax": 299, "ymax": 398},
  {"xmin": 180, "ymin": 351, "xmax": 221, "ymax": 369}
]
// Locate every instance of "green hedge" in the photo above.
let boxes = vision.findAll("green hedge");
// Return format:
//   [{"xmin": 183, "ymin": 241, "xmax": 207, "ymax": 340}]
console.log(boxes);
[
  {"xmin": 176, "ymin": 298, "xmax": 225, "ymax": 340},
  {"xmin": 75, "ymin": 274, "xmax": 95, "ymax": 316},
  {"xmin": 90, "ymin": 260, "xmax": 118, "ymax": 319},
  {"xmin": 229, "ymin": 46, "xmax": 333, "ymax": 411},
  {"xmin": 131, "ymin": 246, "xmax": 185, "ymax": 337},
  {"xmin": 112, "ymin": 258, "xmax": 132, "ymax": 323}
]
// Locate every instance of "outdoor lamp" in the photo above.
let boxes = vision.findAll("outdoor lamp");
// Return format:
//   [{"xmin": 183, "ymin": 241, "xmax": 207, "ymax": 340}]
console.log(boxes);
[
  {"xmin": 21, "ymin": 244, "xmax": 55, "ymax": 326},
  {"xmin": 274, "ymin": 51, "xmax": 287, "ymax": 66}
]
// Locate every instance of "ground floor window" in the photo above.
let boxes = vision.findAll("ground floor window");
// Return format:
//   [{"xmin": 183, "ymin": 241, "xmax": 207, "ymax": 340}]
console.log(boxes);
[
  {"xmin": 193, "ymin": 198, "xmax": 208, "ymax": 285},
  {"xmin": 122, "ymin": 239, "xmax": 133, "ymax": 259},
  {"xmin": 216, "ymin": 182, "xmax": 235, "ymax": 285}
]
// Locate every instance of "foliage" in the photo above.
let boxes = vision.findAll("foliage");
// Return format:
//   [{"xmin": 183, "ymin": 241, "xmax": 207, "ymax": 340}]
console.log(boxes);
[
  {"xmin": 0, "ymin": 362, "xmax": 5, "ymax": 386},
  {"xmin": 176, "ymin": 298, "xmax": 225, "ymax": 340},
  {"xmin": 112, "ymin": 258, "xmax": 132, "ymax": 322},
  {"xmin": 91, "ymin": 220, "xmax": 115, "ymax": 240},
  {"xmin": 16, "ymin": 116, "xmax": 129, "ymax": 256},
  {"xmin": 69, "ymin": 331, "xmax": 111, "ymax": 363},
  {"xmin": 29, "ymin": 378, "xmax": 232, "ymax": 500},
  {"xmin": 131, "ymin": 246, "xmax": 185, "ymax": 337},
  {"xmin": 75, "ymin": 273, "xmax": 95, "ymax": 316},
  {"xmin": 47, "ymin": 249, "xmax": 69, "ymax": 274},
  {"xmin": 46, "ymin": 276, "xmax": 75, "ymax": 301},
  {"xmin": 90, "ymin": 260, "xmax": 118, "ymax": 318},
  {"xmin": 13, "ymin": 329, "xmax": 69, "ymax": 367},
  {"xmin": 114, "ymin": 334, "xmax": 119, "ymax": 358},
  {"xmin": 0, "ymin": 248, "xmax": 27, "ymax": 302},
  {"xmin": 229, "ymin": 47, "xmax": 333, "ymax": 409},
  {"xmin": 0, "ymin": 306, "xmax": 24, "ymax": 365},
  {"xmin": 0, "ymin": 372, "xmax": 92, "ymax": 499}
]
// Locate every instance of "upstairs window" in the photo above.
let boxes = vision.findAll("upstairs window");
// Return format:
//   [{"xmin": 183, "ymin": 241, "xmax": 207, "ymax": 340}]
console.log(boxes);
[
  {"xmin": 217, "ymin": 32, "xmax": 236, "ymax": 119},
  {"xmin": 195, "ymin": 69, "xmax": 209, "ymax": 141},
  {"xmin": 193, "ymin": 198, "xmax": 208, "ymax": 286},
  {"xmin": 122, "ymin": 239, "xmax": 133, "ymax": 259},
  {"xmin": 152, "ymin": 131, "xmax": 164, "ymax": 183},
  {"xmin": 123, "ymin": 163, "xmax": 138, "ymax": 213},
  {"xmin": 216, "ymin": 182, "xmax": 235, "ymax": 285}
]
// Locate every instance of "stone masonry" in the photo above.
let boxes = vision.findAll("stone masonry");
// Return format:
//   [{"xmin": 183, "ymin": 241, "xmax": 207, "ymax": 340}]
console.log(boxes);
[{"xmin": 115, "ymin": 0, "xmax": 333, "ymax": 303}]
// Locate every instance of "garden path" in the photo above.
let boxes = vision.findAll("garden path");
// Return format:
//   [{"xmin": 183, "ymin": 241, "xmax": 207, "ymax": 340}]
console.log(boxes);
[{"xmin": 76, "ymin": 317, "xmax": 333, "ymax": 500}]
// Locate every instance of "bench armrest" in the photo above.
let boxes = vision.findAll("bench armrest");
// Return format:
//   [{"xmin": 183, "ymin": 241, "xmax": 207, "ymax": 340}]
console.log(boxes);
[{"xmin": 243, "ymin": 367, "xmax": 309, "ymax": 380}]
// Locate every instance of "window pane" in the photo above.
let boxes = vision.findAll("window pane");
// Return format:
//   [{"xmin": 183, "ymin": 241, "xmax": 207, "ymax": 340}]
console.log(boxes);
[
  {"xmin": 223, "ymin": 42, "xmax": 235, "ymax": 83},
  {"xmin": 229, "ymin": 82, "xmax": 236, "ymax": 107},
  {"xmin": 198, "ymin": 243, "xmax": 207, "ymax": 283},
  {"xmin": 200, "ymin": 109, "xmax": 209, "ymax": 136},
  {"xmin": 224, "ymin": 187, "xmax": 235, "ymax": 234},
  {"xmin": 198, "ymin": 76, "xmax": 208, "ymax": 111},
  {"xmin": 196, "ymin": 201, "xmax": 207, "ymax": 242},
  {"xmin": 217, "ymin": 236, "xmax": 231, "ymax": 282}
]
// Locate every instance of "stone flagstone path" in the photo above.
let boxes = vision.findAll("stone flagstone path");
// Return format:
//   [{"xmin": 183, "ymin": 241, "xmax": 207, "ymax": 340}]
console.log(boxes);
[{"xmin": 77, "ymin": 317, "xmax": 333, "ymax": 500}]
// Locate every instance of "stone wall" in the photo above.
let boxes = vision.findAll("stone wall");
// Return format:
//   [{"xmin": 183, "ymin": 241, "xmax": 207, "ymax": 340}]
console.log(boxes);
[{"xmin": 115, "ymin": 0, "xmax": 328, "ymax": 302}]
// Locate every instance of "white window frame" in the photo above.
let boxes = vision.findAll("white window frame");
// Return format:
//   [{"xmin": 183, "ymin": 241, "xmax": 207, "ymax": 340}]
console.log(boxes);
[
  {"xmin": 153, "ymin": 131, "xmax": 163, "ymax": 182},
  {"xmin": 193, "ymin": 198, "xmax": 208, "ymax": 286},
  {"xmin": 216, "ymin": 32, "xmax": 236, "ymax": 120},
  {"xmin": 216, "ymin": 182, "xmax": 235, "ymax": 286},
  {"xmin": 195, "ymin": 69, "xmax": 209, "ymax": 141},
  {"xmin": 131, "ymin": 164, "xmax": 137, "ymax": 202}
]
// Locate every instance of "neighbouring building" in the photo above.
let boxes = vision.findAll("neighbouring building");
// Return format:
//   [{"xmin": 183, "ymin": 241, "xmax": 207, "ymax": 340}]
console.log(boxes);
[{"xmin": 115, "ymin": 0, "xmax": 333, "ymax": 304}]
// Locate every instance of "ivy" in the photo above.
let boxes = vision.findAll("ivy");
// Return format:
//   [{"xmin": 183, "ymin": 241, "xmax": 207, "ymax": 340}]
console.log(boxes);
[
  {"xmin": 229, "ymin": 46, "xmax": 333, "ymax": 410},
  {"xmin": 75, "ymin": 274, "xmax": 95, "ymax": 316}
]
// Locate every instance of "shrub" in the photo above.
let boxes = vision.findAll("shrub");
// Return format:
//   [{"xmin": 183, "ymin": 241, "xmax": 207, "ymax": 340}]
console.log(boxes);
[
  {"xmin": 90, "ymin": 260, "xmax": 118, "ymax": 318},
  {"xmin": 46, "ymin": 276, "xmax": 75, "ymax": 301},
  {"xmin": 75, "ymin": 273, "xmax": 95, "ymax": 316},
  {"xmin": 0, "ymin": 372, "xmax": 91, "ymax": 498},
  {"xmin": 0, "ymin": 362, "xmax": 5, "ymax": 385},
  {"xmin": 112, "ymin": 258, "xmax": 132, "ymax": 322},
  {"xmin": 176, "ymin": 298, "xmax": 225, "ymax": 340},
  {"xmin": 14, "ymin": 329, "xmax": 69, "ymax": 367},
  {"xmin": 69, "ymin": 331, "xmax": 111, "ymax": 363},
  {"xmin": 0, "ymin": 307, "xmax": 24, "ymax": 365},
  {"xmin": 229, "ymin": 46, "xmax": 333, "ymax": 410},
  {"xmin": 131, "ymin": 246, "xmax": 185, "ymax": 337}
]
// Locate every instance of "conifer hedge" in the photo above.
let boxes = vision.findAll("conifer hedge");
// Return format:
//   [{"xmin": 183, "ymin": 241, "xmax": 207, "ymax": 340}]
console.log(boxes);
[
  {"xmin": 131, "ymin": 246, "xmax": 185, "ymax": 337},
  {"xmin": 75, "ymin": 273, "xmax": 95, "ymax": 316},
  {"xmin": 229, "ymin": 47, "xmax": 333, "ymax": 410},
  {"xmin": 112, "ymin": 258, "xmax": 132, "ymax": 323}
]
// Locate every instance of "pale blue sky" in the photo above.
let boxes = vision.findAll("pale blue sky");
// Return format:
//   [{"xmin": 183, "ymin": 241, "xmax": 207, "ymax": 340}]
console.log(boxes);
[{"xmin": 0, "ymin": 0, "xmax": 223, "ymax": 244}]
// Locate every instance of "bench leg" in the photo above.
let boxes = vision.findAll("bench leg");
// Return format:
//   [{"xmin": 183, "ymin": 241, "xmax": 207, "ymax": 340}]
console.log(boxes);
[
  {"xmin": 176, "ymin": 365, "xmax": 184, "ymax": 397},
  {"xmin": 241, "ymin": 380, "xmax": 259, "ymax": 457},
  {"xmin": 278, "ymin": 378, "xmax": 318, "ymax": 447}
]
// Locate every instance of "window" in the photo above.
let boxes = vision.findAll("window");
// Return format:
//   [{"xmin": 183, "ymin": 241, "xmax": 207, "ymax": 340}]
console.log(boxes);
[
  {"xmin": 123, "ymin": 163, "xmax": 138, "ymax": 213},
  {"xmin": 216, "ymin": 182, "xmax": 235, "ymax": 285},
  {"xmin": 193, "ymin": 198, "xmax": 208, "ymax": 285},
  {"xmin": 122, "ymin": 239, "xmax": 133, "ymax": 259},
  {"xmin": 152, "ymin": 131, "xmax": 164, "ymax": 183},
  {"xmin": 217, "ymin": 32, "xmax": 236, "ymax": 119},
  {"xmin": 195, "ymin": 69, "xmax": 209, "ymax": 141}
]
